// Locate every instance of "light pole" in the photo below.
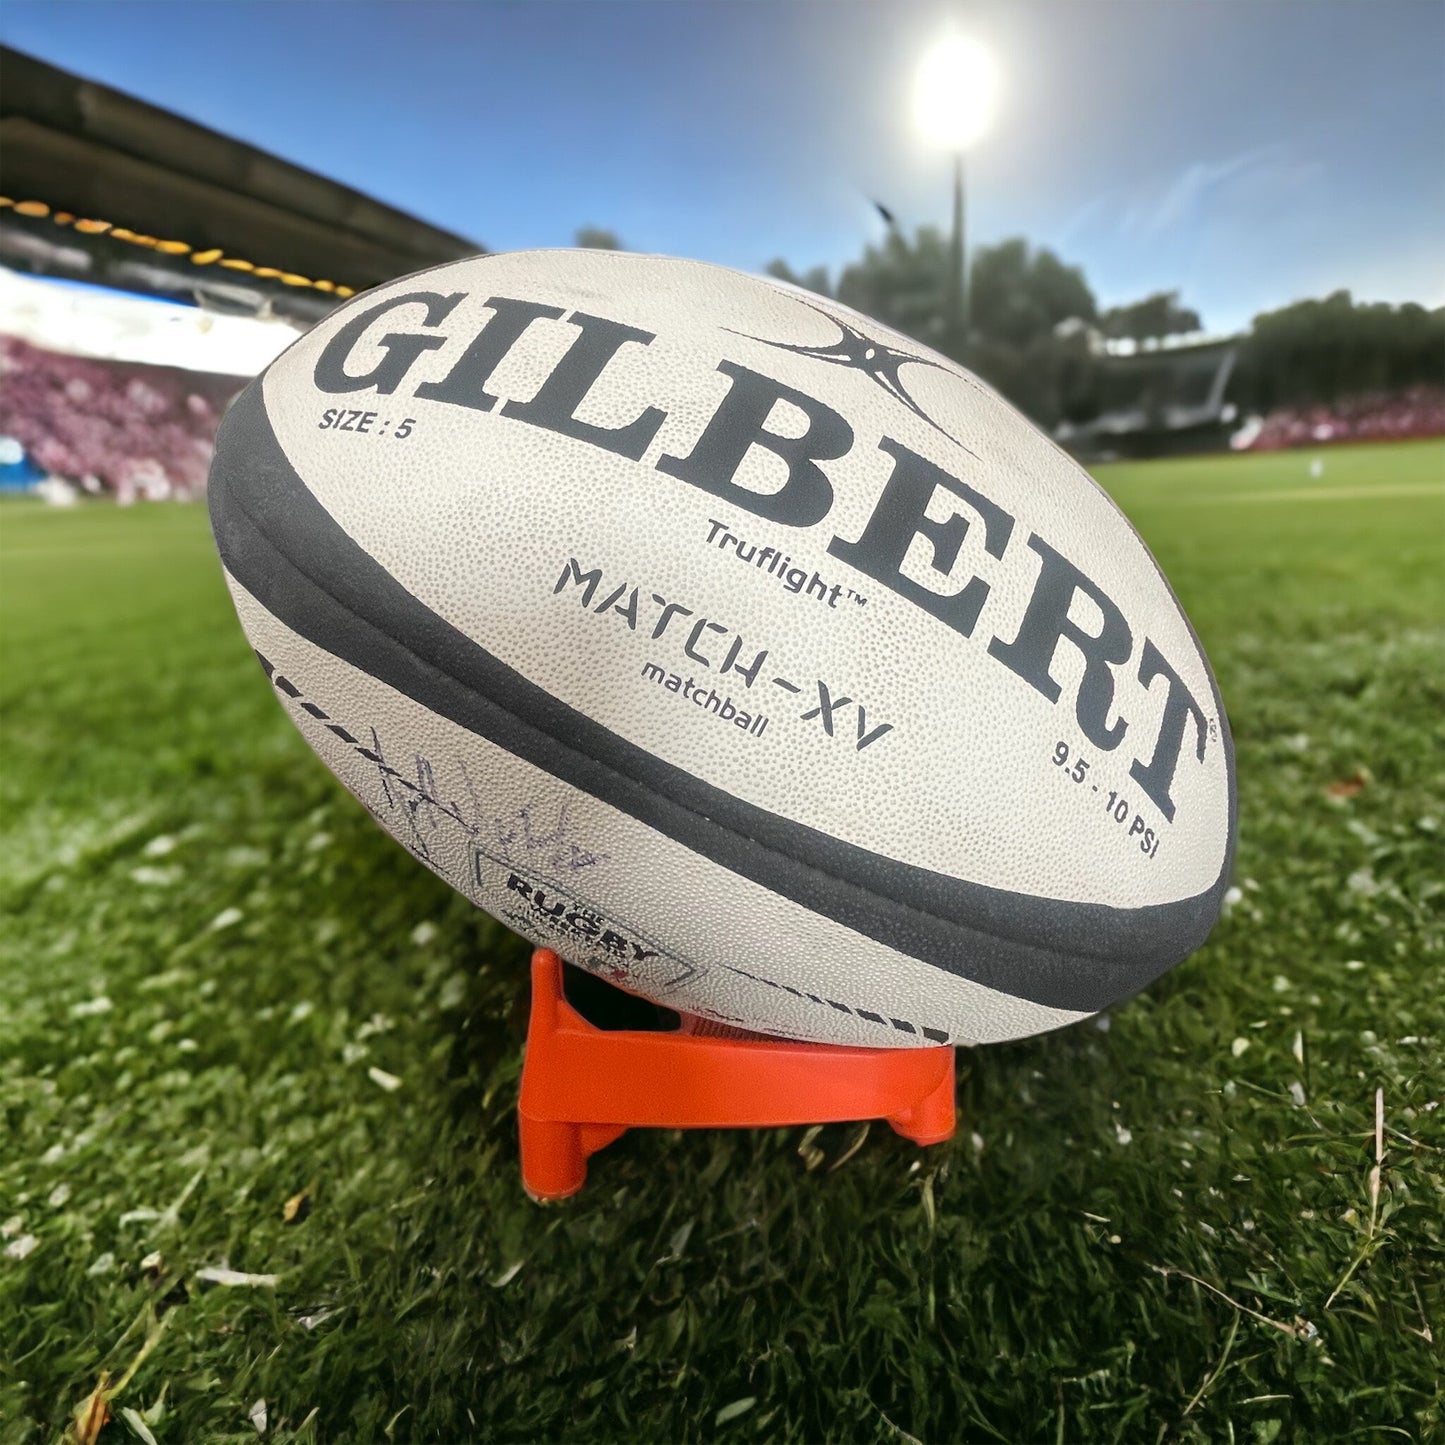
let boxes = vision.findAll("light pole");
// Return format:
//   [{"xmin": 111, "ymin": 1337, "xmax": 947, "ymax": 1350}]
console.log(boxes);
[{"xmin": 912, "ymin": 34, "xmax": 1000, "ymax": 353}]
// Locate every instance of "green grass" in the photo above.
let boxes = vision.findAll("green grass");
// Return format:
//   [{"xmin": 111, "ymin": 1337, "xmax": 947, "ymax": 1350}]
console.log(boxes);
[{"xmin": 2, "ymin": 439, "xmax": 1442, "ymax": 1444}]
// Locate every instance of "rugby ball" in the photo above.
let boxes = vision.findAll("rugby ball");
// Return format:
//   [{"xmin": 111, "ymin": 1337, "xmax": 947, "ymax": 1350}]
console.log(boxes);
[{"xmin": 207, "ymin": 250, "xmax": 1235, "ymax": 1048}]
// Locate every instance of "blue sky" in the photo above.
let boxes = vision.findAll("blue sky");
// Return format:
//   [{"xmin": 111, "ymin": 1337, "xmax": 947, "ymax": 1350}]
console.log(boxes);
[{"xmin": 3, "ymin": 0, "xmax": 1441, "ymax": 333}]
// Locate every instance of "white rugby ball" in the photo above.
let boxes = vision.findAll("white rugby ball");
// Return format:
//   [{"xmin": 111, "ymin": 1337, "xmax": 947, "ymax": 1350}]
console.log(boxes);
[{"xmin": 208, "ymin": 250, "xmax": 1235, "ymax": 1048}]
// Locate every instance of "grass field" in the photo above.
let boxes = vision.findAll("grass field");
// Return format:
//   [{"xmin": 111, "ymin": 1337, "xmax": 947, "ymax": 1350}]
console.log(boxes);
[{"xmin": 2, "ymin": 439, "xmax": 1442, "ymax": 1444}]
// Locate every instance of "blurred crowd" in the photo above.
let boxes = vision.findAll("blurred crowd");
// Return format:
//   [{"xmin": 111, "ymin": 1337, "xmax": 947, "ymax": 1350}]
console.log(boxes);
[
  {"xmin": 1239, "ymin": 385, "xmax": 1445, "ymax": 452},
  {"xmin": 0, "ymin": 336, "xmax": 245, "ymax": 501}
]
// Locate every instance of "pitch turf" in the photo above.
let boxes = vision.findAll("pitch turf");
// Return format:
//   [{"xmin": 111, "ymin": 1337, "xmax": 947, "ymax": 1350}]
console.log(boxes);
[{"xmin": 1, "ymin": 439, "xmax": 1441, "ymax": 1444}]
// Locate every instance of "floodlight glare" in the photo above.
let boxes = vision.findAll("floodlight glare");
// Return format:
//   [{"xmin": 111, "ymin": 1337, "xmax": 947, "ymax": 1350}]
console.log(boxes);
[{"xmin": 913, "ymin": 35, "xmax": 1000, "ymax": 152}]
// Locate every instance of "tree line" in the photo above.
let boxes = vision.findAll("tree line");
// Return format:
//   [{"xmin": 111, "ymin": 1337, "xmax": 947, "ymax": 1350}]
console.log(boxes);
[{"xmin": 578, "ymin": 225, "xmax": 1444, "ymax": 428}]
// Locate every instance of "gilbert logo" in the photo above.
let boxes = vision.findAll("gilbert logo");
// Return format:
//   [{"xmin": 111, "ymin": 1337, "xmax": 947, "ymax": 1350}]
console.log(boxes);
[
  {"xmin": 726, "ymin": 292, "xmax": 967, "ymax": 452},
  {"xmin": 313, "ymin": 289, "xmax": 1213, "ymax": 823}
]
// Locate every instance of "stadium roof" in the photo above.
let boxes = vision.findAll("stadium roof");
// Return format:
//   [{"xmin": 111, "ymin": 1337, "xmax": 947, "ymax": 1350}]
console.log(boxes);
[{"xmin": 0, "ymin": 45, "xmax": 480, "ymax": 321}]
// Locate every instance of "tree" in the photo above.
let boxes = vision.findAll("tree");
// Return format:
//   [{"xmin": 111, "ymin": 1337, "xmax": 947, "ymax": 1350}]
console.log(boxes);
[
  {"xmin": 834, "ymin": 225, "xmax": 957, "ymax": 351},
  {"xmin": 765, "ymin": 258, "xmax": 834, "ymax": 297},
  {"xmin": 574, "ymin": 227, "xmax": 623, "ymax": 250},
  {"xmin": 1100, "ymin": 290, "xmax": 1202, "ymax": 348},
  {"xmin": 968, "ymin": 239, "xmax": 1097, "ymax": 348},
  {"xmin": 1236, "ymin": 292, "xmax": 1445, "ymax": 410}
]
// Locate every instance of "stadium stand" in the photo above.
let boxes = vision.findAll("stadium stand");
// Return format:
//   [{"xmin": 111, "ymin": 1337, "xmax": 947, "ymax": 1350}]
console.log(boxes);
[
  {"xmin": 0, "ymin": 45, "xmax": 479, "ymax": 323},
  {"xmin": 0, "ymin": 44, "xmax": 484, "ymax": 499},
  {"xmin": 1054, "ymin": 339, "xmax": 1239, "ymax": 459}
]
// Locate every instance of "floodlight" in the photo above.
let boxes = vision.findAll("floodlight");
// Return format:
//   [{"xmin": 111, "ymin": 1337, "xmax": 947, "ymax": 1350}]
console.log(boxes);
[{"xmin": 913, "ymin": 34, "xmax": 1000, "ymax": 152}]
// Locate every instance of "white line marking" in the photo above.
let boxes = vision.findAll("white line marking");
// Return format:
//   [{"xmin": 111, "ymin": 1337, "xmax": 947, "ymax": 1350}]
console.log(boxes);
[{"xmin": 1153, "ymin": 482, "xmax": 1444, "ymax": 507}]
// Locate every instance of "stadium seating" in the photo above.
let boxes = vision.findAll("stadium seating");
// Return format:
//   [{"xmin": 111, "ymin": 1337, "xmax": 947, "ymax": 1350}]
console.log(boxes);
[
  {"xmin": 0, "ymin": 335, "xmax": 244, "ymax": 499},
  {"xmin": 1239, "ymin": 385, "xmax": 1445, "ymax": 451}
]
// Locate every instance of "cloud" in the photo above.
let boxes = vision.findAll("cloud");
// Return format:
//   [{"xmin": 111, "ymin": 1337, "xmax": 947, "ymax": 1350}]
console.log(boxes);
[{"xmin": 1122, "ymin": 145, "xmax": 1320, "ymax": 240}]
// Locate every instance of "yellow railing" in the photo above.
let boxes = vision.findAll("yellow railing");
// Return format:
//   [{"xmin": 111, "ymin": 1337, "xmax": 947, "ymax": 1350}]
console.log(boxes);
[{"xmin": 0, "ymin": 196, "xmax": 357, "ymax": 298}]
